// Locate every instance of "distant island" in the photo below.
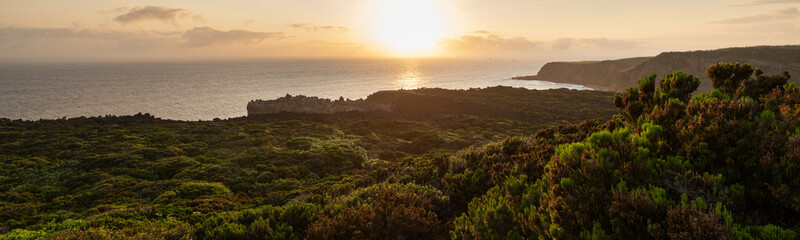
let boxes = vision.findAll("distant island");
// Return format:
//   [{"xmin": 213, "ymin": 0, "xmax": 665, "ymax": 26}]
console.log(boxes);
[{"xmin": 514, "ymin": 45, "xmax": 800, "ymax": 92}]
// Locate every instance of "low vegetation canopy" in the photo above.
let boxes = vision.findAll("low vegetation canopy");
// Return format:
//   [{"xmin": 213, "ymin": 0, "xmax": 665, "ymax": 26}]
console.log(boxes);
[{"xmin": 1, "ymin": 63, "xmax": 798, "ymax": 239}]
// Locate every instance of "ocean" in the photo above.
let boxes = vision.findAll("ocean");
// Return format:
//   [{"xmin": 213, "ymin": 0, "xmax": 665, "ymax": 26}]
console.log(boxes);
[{"xmin": 0, "ymin": 58, "xmax": 585, "ymax": 120}]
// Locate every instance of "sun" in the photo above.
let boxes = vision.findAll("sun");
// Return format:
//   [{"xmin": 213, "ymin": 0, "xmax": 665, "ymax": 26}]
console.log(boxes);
[{"xmin": 374, "ymin": 0, "xmax": 445, "ymax": 57}]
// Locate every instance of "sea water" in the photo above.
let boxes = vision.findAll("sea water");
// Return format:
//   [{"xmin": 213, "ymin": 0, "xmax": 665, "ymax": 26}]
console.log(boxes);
[{"xmin": 0, "ymin": 58, "xmax": 585, "ymax": 120}]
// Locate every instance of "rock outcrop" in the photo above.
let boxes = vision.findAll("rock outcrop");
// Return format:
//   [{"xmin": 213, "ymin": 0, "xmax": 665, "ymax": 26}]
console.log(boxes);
[
  {"xmin": 514, "ymin": 45, "xmax": 800, "ymax": 92},
  {"xmin": 247, "ymin": 86, "xmax": 618, "ymax": 125}
]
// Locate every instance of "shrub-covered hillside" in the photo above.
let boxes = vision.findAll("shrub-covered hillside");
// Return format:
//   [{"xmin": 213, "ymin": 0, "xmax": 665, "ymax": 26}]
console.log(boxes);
[
  {"xmin": 453, "ymin": 63, "xmax": 799, "ymax": 239},
  {"xmin": 0, "ymin": 113, "xmax": 545, "ymax": 239},
  {"xmin": 1, "ymin": 63, "xmax": 799, "ymax": 239}
]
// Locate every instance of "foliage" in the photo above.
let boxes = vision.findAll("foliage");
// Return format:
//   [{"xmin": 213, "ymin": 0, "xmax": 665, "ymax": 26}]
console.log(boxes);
[
  {"xmin": 706, "ymin": 62, "xmax": 755, "ymax": 96},
  {"xmin": 306, "ymin": 188, "xmax": 446, "ymax": 239},
  {"xmin": 2, "ymin": 69, "xmax": 799, "ymax": 239},
  {"xmin": 0, "ymin": 98, "xmax": 569, "ymax": 239},
  {"xmin": 454, "ymin": 63, "xmax": 799, "ymax": 239}
]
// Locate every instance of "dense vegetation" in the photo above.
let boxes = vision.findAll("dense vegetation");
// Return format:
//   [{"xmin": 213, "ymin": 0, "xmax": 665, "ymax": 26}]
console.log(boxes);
[
  {"xmin": 2, "ymin": 63, "xmax": 799, "ymax": 239},
  {"xmin": 250, "ymin": 86, "xmax": 617, "ymax": 126},
  {"xmin": 0, "ymin": 113, "xmax": 543, "ymax": 239}
]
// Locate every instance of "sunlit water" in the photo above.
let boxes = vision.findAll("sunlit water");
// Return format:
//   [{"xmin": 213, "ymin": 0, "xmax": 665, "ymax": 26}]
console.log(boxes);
[{"xmin": 0, "ymin": 58, "xmax": 586, "ymax": 120}]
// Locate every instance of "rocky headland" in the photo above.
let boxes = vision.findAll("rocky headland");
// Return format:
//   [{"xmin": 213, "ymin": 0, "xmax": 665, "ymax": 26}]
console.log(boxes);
[{"xmin": 514, "ymin": 45, "xmax": 800, "ymax": 92}]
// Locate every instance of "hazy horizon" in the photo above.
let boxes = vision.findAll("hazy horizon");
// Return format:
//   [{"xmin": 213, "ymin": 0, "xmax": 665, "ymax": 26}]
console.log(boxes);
[{"xmin": 2, "ymin": 0, "xmax": 799, "ymax": 61}]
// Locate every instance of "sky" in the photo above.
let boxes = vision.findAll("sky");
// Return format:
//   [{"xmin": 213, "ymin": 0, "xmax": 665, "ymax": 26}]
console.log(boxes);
[{"xmin": 0, "ymin": 0, "xmax": 798, "ymax": 60}]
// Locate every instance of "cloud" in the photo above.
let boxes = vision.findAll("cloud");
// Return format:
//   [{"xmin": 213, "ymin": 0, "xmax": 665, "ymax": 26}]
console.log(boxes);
[
  {"xmin": 182, "ymin": 27, "xmax": 286, "ymax": 47},
  {"xmin": 1, "ymin": 27, "xmax": 126, "ymax": 44},
  {"xmin": 289, "ymin": 23, "xmax": 348, "ymax": 33},
  {"xmin": 244, "ymin": 19, "xmax": 256, "ymax": 25},
  {"xmin": 0, "ymin": 27, "xmax": 77, "ymax": 49},
  {"xmin": 441, "ymin": 32, "xmax": 640, "ymax": 53},
  {"xmin": 0, "ymin": 26, "xmax": 368, "ymax": 58},
  {"xmin": 442, "ymin": 32, "xmax": 542, "ymax": 51},
  {"xmin": 0, "ymin": 26, "xmax": 284, "ymax": 50},
  {"xmin": 731, "ymin": 0, "xmax": 800, "ymax": 6},
  {"xmin": 98, "ymin": 7, "xmax": 128, "ymax": 14},
  {"xmin": 0, "ymin": 27, "xmax": 76, "ymax": 39},
  {"xmin": 550, "ymin": 38, "xmax": 640, "ymax": 50},
  {"xmin": 0, "ymin": 26, "xmax": 180, "ymax": 51},
  {"xmin": 113, "ymin": 6, "xmax": 203, "ymax": 25},
  {"xmin": 711, "ymin": 7, "xmax": 800, "ymax": 24}
]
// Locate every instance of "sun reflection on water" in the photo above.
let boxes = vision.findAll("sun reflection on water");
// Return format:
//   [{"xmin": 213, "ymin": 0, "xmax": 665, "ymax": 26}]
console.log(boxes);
[{"xmin": 397, "ymin": 61, "xmax": 424, "ymax": 90}]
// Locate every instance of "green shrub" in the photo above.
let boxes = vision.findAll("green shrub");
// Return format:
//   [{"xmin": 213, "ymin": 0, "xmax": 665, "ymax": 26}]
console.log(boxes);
[{"xmin": 173, "ymin": 181, "xmax": 231, "ymax": 201}]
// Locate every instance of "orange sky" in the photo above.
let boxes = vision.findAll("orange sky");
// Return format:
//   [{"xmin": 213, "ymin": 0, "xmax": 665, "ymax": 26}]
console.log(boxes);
[{"xmin": 0, "ymin": 0, "xmax": 798, "ymax": 60}]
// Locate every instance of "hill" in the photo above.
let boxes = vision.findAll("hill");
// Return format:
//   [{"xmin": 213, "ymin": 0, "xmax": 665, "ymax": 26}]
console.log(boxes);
[
  {"xmin": 2, "ymin": 64, "xmax": 800, "ymax": 239},
  {"xmin": 0, "ymin": 87, "xmax": 617, "ymax": 239},
  {"xmin": 514, "ymin": 45, "xmax": 800, "ymax": 92}
]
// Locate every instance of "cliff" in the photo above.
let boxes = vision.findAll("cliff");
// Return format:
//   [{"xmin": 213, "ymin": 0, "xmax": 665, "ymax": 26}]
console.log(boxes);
[
  {"xmin": 514, "ymin": 45, "xmax": 800, "ymax": 92},
  {"xmin": 514, "ymin": 57, "xmax": 652, "ymax": 90}
]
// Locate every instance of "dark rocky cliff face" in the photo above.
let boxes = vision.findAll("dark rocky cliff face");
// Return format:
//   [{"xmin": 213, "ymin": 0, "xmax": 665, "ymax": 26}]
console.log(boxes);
[{"xmin": 515, "ymin": 46, "xmax": 800, "ymax": 92}]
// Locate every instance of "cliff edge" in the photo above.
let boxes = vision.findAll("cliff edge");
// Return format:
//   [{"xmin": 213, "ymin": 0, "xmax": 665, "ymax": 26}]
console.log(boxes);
[{"xmin": 514, "ymin": 46, "xmax": 800, "ymax": 92}]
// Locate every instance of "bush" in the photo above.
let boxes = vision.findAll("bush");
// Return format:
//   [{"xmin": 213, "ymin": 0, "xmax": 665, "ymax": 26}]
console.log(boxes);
[
  {"xmin": 172, "ymin": 181, "xmax": 231, "ymax": 201},
  {"xmin": 307, "ymin": 189, "xmax": 446, "ymax": 240}
]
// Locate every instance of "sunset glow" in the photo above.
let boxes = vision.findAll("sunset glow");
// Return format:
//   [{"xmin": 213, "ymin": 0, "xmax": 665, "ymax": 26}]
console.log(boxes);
[
  {"xmin": 0, "ymin": 0, "xmax": 798, "ymax": 59},
  {"xmin": 373, "ymin": 0, "xmax": 445, "ymax": 57}
]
